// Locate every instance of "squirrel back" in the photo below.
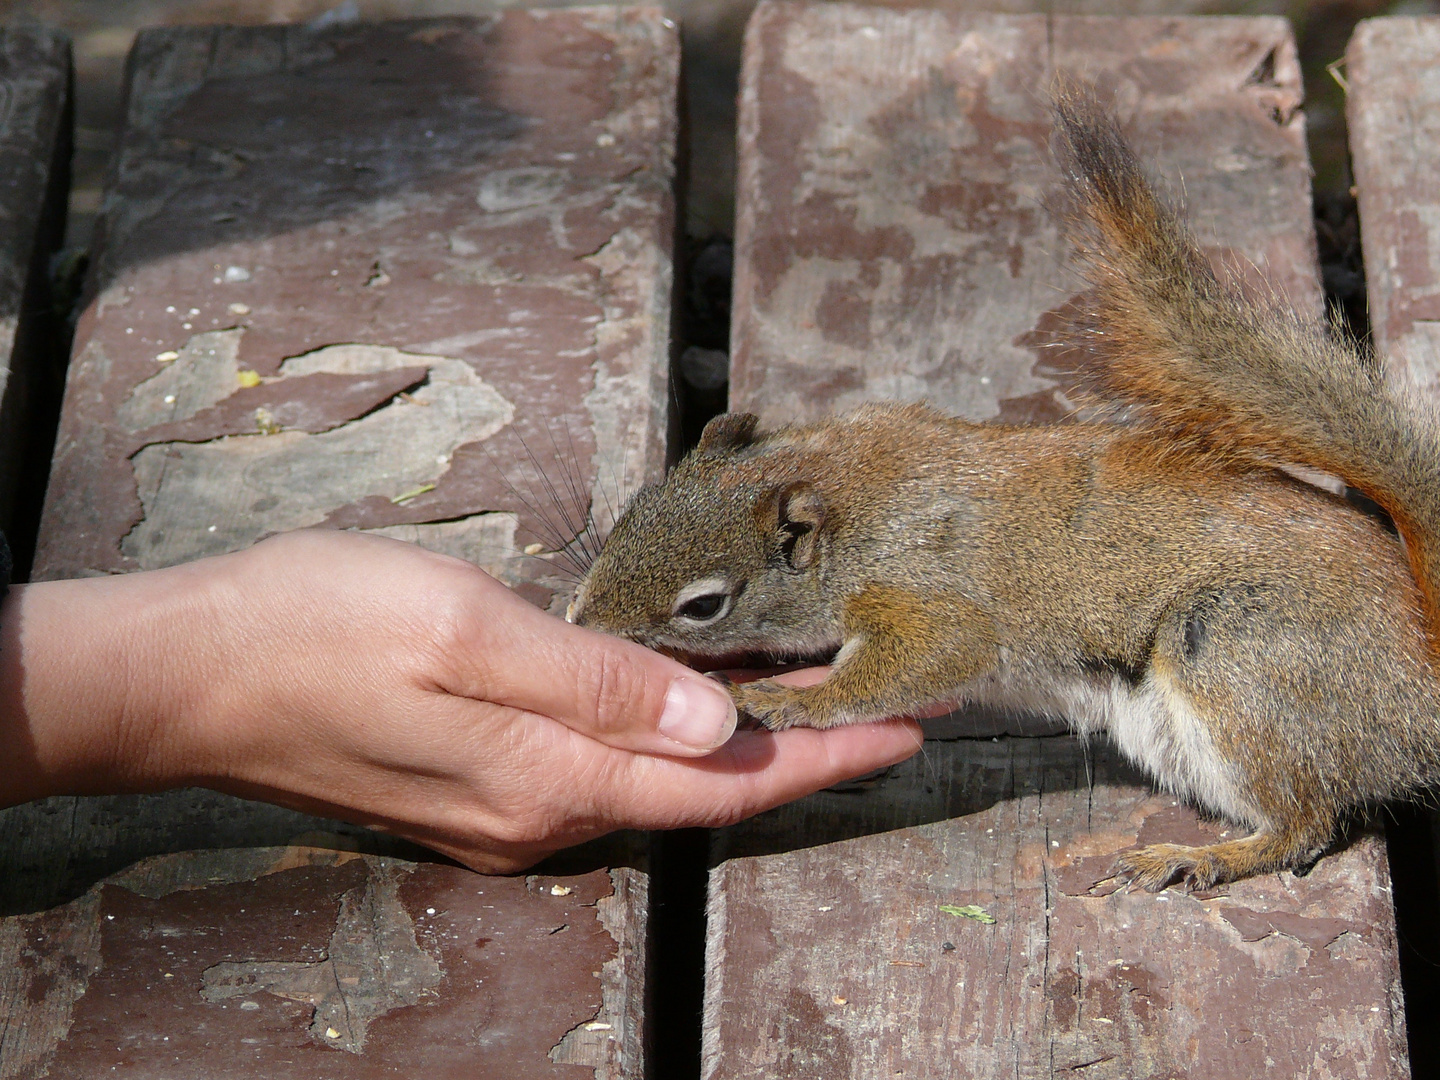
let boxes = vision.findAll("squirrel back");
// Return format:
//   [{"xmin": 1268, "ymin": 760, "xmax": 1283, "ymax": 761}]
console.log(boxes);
[{"xmin": 1052, "ymin": 83, "xmax": 1440, "ymax": 649}]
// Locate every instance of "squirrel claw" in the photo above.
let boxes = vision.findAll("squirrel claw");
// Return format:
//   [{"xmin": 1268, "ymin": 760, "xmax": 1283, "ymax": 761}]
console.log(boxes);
[{"xmin": 1112, "ymin": 830, "xmax": 1330, "ymax": 892}]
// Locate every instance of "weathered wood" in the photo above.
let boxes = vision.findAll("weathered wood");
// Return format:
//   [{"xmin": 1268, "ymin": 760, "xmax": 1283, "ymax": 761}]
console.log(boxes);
[
  {"xmin": 1347, "ymin": 17, "xmax": 1440, "ymax": 393},
  {"xmin": 2, "ymin": 12, "xmax": 677, "ymax": 1076},
  {"xmin": 0, "ymin": 787, "xmax": 437, "ymax": 915},
  {"xmin": 0, "ymin": 27, "xmax": 70, "ymax": 576},
  {"xmin": 1346, "ymin": 18, "xmax": 1440, "ymax": 1074},
  {"xmin": 707, "ymin": 5, "xmax": 1406, "ymax": 1077},
  {"xmin": 730, "ymin": 4, "xmax": 1320, "ymax": 426},
  {"xmin": 36, "ymin": 10, "xmax": 677, "ymax": 591},
  {"xmin": 707, "ymin": 739, "xmax": 1405, "ymax": 1079},
  {"xmin": 0, "ymin": 846, "xmax": 645, "ymax": 1080}
]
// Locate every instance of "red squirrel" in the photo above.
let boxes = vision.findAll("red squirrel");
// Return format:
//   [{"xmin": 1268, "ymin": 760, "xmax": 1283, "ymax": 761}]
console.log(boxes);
[{"xmin": 568, "ymin": 86, "xmax": 1440, "ymax": 891}]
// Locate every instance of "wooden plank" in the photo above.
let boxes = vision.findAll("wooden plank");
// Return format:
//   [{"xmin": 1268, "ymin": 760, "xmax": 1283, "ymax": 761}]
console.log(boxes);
[
  {"xmin": 708, "ymin": 739, "xmax": 1403, "ymax": 1079},
  {"xmin": 37, "ymin": 10, "xmax": 676, "ymax": 587},
  {"xmin": 730, "ymin": 4, "xmax": 1320, "ymax": 427},
  {"xmin": 1347, "ymin": 17, "xmax": 1440, "ymax": 393},
  {"xmin": 1, "ymin": 12, "xmax": 677, "ymax": 1078},
  {"xmin": 0, "ymin": 847, "xmax": 645, "ymax": 1080},
  {"xmin": 0, "ymin": 27, "xmax": 70, "ymax": 578},
  {"xmin": 1346, "ymin": 17, "xmax": 1440, "ymax": 1075},
  {"xmin": 706, "ymin": 5, "xmax": 1407, "ymax": 1078}
]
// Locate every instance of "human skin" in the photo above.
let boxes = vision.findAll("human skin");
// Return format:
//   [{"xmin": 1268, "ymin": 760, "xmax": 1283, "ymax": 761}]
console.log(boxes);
[{"xmin": 0, "ymin": 530, "xmax": 923, "ymax": 872}]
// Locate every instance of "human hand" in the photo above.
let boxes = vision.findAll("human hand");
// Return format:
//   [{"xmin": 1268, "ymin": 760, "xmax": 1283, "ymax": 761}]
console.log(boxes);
[{"xmin": 0, "ymin": 530, "xmax": 922, "ymax": 871}]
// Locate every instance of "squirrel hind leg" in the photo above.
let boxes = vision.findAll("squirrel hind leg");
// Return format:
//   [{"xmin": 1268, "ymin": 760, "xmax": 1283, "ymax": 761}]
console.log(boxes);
[{"xmin": 1113, "ymin": 821, "xmax": 1334, "ymax": 892}]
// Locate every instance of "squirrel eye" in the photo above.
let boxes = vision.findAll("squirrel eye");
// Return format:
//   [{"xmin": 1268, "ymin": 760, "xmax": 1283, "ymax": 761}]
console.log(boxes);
[
  {"xmin": 679, "ymin": 594, "xmax": 727, "ymax": 620},
  {"xmin": 672, "ymin": 577, "xmax": 734, "ymax": 624}
]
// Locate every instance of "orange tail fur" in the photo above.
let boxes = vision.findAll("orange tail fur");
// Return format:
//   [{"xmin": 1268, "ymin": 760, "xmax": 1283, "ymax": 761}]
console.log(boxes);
[{"xmin": 1052, "ymin": 82, "xmax": 1440, "ymax": 651}]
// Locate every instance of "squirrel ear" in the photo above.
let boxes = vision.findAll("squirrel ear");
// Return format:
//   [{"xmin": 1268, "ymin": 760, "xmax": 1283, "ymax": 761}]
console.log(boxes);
[
  {"xmin": 777, "ymin": 481, "xmax": 825, "ymax": 570},
  {"xmin": 696, "ymin": 412, "xmax": 759, "ymax": 456}
]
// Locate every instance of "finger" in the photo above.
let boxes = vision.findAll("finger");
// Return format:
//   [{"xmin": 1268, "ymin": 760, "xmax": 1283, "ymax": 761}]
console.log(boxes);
[
  {"xmin": 612, "ymin": 718, "xmax": 925, "ymax": 830},
  {"xmin": 444, "ymin": 576, "xmax": 738, "ymax": 757}
]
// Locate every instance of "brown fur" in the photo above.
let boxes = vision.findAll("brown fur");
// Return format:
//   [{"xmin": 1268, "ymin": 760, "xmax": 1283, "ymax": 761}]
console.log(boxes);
[{"xmin": 568, "ymin": 87, "xmax": 1440, "ymax": 891}]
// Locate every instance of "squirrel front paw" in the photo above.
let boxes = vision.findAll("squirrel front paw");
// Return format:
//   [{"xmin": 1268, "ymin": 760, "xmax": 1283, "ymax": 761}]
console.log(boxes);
[{"xmin": 727, "ymin": 679, "xmax": 838, "ymax": 731}]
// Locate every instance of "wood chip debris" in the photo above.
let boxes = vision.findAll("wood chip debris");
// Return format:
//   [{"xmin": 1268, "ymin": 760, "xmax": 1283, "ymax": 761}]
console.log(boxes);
[
  {"xmin": 940, "ymin": 904, "xmax": 997, "ymax": 924},
  {"xmin": 391, "ymin": 483, "xmax": 436, "ymax": 504}
]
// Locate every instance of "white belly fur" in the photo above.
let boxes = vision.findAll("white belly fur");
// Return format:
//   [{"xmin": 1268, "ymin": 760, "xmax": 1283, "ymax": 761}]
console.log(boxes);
[{"xmin": 967, "ymin": 667, "xmax": 1264, "ymax": 832}]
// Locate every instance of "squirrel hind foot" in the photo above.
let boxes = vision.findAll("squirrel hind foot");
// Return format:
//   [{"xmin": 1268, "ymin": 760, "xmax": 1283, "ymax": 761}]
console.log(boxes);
[{"xmin": 1113, "ymin": 829, "xmax": 1332, "ymax": 892}]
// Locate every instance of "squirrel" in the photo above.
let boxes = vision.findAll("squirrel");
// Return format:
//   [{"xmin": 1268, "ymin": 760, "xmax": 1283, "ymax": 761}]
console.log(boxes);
[{"xmin": 566, "ymin": 84, "xmax": 1440, "ymax": 892}]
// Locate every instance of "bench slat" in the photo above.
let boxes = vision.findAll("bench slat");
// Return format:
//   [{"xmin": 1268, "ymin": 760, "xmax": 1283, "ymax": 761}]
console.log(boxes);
[
  {"xmin": 1348, "ymin": 17, "xmax": 1440, "ymax": 392},
  {"xmin": 1, "ymin": 13, "xmax": 678, "ymax": 1078},
  {"xmin": 2, "ymin": 849, "xmax": 643, "ymax": 1079}
]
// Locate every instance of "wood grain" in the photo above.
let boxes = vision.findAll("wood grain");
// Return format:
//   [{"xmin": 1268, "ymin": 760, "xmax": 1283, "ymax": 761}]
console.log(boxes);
[
  {"xmin": 707, "ymin": 5, "xmax": 1406, "ymax": 1077},
  {"xmin": 0, "ymin": 847, "xmax": 645, "ymax": 1080},
  {"xmin": 707, "ymin": 739, "xmax": 1406, "ymax": 1080},
  {"xmin": 1347, "ymin": 17, "xmax": 1440, "ymax": 393},
  {"xmin": 36, "ymin": 10, "xmax": 679, "ymax": 593},
  {"xmin": 731, "ymin": 3, "xmax": 1319, "ymax": 427}
]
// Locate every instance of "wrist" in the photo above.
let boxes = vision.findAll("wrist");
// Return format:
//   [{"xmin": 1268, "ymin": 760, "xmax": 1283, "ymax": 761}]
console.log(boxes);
[{"xmin": 0, "ymin": 563, "xmax": 218, "ymax": 805}]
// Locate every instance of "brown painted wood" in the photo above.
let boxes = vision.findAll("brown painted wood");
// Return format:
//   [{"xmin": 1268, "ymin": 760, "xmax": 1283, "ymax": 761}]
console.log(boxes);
[
  {"xmin": 707, "ymin": 5, "xmax": 1407, "ymax": 1077},
  {"xmin": 1, "ymin": 12, "xmax": 677, "ymax": 1077},
  {"xmin": 707, "ymin": 739, "xmax": 1405, "ymax": 1079},
  {"xmin": 1347, "ymin": 17, "xmax": 1440, "ymax": 393},
  {"xmin": 730, "ymin": 3, "xmax": 1320, "ymax": 428},
  {"xmin": 36, "ymin": 10, "xmax": 677, "ymax": 591},
  {"xmin": 1346, "ymin": 17, "xmax": 1440, "ymax": 1076},
  {"xmin": 0, "ymin": 846, "xmax": 645, "ymax": 1080},
  {"xmin": 0, "ymin": 27, "xmax": 70, "ymax": 577}
]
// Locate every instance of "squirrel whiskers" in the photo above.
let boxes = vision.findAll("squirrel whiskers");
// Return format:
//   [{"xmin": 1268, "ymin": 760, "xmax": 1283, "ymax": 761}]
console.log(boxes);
[
  {"xmin": 569, "ymin": 84, "xmax": 1440, "ymax": 891},
  {"xmin": 486, "ymin": 424, "xmax": 626, "ymax": 584}
]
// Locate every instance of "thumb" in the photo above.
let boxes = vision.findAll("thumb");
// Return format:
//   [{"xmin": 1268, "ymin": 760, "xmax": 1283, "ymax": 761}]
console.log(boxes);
[{"xmin": 448, "ymin": 579, "xmax": 738, "ymax": 757}]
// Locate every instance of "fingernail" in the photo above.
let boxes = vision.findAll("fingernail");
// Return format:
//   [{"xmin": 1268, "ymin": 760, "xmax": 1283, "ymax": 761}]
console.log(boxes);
[{"xmin": 658, "ymin": 676, "xmax": 738, "ymax": 750}]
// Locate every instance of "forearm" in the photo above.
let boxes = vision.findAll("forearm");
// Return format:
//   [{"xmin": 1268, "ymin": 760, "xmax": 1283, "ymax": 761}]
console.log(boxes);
[{"xmin": 0, "ymin": 567, "xmax": 208, "ymax": 806}]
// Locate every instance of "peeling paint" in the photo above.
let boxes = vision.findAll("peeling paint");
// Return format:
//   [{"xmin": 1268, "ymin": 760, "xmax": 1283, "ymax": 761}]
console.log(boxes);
[
  {"xmin": 582, "ymin": 225, "xmax": 673, "ymax": 535},
  {"xmin": 361, "ymin": 512, "xmax": 519, "ymax": 578},
  {"xmin": 122, "ymin": 342, "xmax": 514, "ymax": 568},
  {"xmin": 201, "ymin": 862, "xmax": 442, "ymax": 1055}
]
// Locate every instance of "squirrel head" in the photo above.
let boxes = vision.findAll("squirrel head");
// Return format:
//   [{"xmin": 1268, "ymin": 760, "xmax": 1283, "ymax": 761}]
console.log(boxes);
[{"xmin": 568, "ymin": 412, "xmax": 842, "ymax": 664}]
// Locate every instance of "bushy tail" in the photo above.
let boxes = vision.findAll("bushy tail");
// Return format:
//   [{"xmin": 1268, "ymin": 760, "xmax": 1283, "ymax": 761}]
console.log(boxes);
[{"xmin": 1052, "ymin": 81, "xmax": 1440, "ymax": 649}]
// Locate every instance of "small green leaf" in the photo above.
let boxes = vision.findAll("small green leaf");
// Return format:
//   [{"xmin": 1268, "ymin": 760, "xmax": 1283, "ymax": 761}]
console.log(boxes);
[{"xmin": 940, "ymin": 904, "xmax": 997, "ymax": 924}]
